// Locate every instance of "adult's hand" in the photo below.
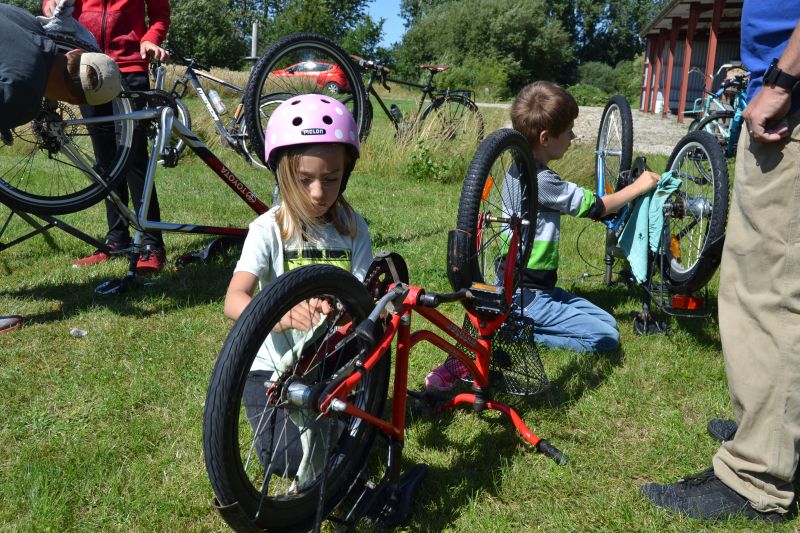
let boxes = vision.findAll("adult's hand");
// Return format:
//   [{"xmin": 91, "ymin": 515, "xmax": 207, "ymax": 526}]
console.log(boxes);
[
  {"xmin": 743, "ymin": 85, "xmax": 792, "ymax": 143},
  {"xmin": 42, "ymin": 0, "xmax": 57, "ymax": 16},
  {"xmin": 140, "ymin": 40, "xmax": 170, "ymax": 62}
]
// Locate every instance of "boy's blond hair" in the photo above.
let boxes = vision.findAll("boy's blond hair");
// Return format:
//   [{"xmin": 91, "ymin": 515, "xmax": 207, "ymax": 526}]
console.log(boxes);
[
  {"xmin": 274, "ymin": 145, "xmax": 356, "ymax": 245},
  {"xmin": 510, "ymin": 81, "xmax": 578, "ymax": 147}
]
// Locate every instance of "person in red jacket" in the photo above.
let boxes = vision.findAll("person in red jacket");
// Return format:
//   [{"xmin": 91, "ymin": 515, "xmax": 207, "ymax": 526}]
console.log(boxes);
[{"xmin": 43, "ymin": 0, "xmax": 172, "ymax": 273}]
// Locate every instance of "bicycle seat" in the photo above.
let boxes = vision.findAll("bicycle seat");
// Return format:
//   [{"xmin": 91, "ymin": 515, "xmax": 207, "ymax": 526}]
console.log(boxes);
[{"xmin": 419, "ymin": 65, "xmax": 449, "ymax": 72}]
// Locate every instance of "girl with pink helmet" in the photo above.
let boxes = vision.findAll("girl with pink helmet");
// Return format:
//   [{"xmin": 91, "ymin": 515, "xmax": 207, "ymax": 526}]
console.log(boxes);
[{"xmin": 223, "ymin": 94, "xmax": 371, "ymax": 476}]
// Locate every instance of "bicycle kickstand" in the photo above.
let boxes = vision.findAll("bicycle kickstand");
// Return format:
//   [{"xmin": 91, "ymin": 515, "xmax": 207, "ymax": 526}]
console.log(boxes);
[{"xmin": 94, "ymin": 248, "xmax": 141, "ymax": 295}]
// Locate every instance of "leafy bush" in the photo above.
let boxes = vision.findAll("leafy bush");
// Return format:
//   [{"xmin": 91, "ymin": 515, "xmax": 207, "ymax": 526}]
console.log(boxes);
[
  {"xmin": 435, "ymin": 56, "xmax": 514, "ymax": 101},
  {"xmin": 566, "ymin": 83, "xmax": 609, "ymax": 106},
  {"xmin": 405, "ymin": 139, "xmax": 454, "ymax": 183},
  {"xmin": 577, "ymin": 61, "xmax": 616, "ymax": 93},
  {"xmin": 613, "ymin": 56, "xmax": 644, "ymax": 106}
]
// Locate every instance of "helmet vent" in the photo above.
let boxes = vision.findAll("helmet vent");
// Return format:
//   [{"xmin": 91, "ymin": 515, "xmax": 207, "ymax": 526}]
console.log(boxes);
[
  {"xmin": 322, "ymin": 115, "xmax": 333, "ymax": 125},
  {"xmin": 292, "ymin": 117, "xmax": 303, "ymax": 126},
  {"xmin": 320, "ymin": 98, "xmax": 331, "ymax": 104},
  {"xmin": 290, "ymin": 100, "xmax": 301, "ymax": 105}
]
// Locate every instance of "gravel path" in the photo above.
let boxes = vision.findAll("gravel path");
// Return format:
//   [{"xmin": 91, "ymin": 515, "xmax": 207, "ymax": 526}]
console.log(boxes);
[
  {"xmin": 483, "ymin": 102, "xmax": 688, "ymax": 155},
  {"xmin": 573, "ymin": 105, "xmax": 687, "ymax": 155}
]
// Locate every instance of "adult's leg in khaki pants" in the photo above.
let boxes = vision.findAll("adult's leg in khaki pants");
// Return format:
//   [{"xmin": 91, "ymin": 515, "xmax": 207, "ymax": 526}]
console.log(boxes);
[{"xmin": 713, "ymin": 111, "xmax": 800, "ymax": 513}]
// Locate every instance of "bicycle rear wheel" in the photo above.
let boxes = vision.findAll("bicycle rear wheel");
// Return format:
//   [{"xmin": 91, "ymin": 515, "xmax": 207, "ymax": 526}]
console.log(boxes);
[
  {"xmin": 662, "ymin": 130, "xmax": 729, "ymax": 292},
  {"xmin": 203, "ymin": 265, "xmax": 390, "ymax": 532},
  {"xmin": 244, "ymin": 33, "xmax": 367, "ymax": 167},
  {"xmin": 0, "ymin": 34, "xmax": 135, "ymax": 215},
  {"xmin": 418, "ymin": 94, "xmax": 484, "ymax": 145},
  {"xmin": 595, "ymin": 95, "xmax": 633, "ymax": 198},
  {"xmin": 447, "ymin": 128, "xmax": 537, "ymax": 316}
]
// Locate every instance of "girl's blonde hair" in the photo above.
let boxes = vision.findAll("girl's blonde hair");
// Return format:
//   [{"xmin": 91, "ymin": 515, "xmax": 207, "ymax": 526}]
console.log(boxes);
[{"xmin": 274, "ymin": 145, "xmax": 357, "ymax": 245}]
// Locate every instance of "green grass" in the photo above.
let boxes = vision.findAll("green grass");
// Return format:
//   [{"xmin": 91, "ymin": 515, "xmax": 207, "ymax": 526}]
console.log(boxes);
[{"xmin": 0, "ymin": 101, "xmax": 787, "ymax": 532}]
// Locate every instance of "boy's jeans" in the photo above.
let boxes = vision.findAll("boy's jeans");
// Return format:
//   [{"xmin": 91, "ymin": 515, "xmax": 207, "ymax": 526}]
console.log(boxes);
[{"xmin": 514, "ymin": 287, "xmax": 620, "ymax": 352}]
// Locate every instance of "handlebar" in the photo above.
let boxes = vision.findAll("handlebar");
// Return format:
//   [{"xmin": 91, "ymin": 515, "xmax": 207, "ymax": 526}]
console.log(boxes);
[
  {"xmin": 162, "ymin": 42, "xmax": 210, "ymax": 71},
  {"xmin": 350, "ymin": 54, "xmax": 391, "ymax": 74}
]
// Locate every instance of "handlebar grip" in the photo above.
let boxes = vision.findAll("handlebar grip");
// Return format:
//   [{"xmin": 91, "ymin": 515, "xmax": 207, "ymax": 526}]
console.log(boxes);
[
  {"xmin": 355, "ymin": 318, "xmax": 376, "ymax": 345},
  {"xmin": 537, "ymin": 439, "xmax": 568, "ymax": 465}
]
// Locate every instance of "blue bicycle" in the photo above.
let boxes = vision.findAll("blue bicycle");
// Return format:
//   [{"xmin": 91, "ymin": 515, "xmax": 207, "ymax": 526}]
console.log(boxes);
[
  {"xmin": 688, "ymin": 69, "xmax": 749, "ymax": 158},
  {"xmin": 594, "ymin": 95, "xmax": 730, "ymax": 328}
]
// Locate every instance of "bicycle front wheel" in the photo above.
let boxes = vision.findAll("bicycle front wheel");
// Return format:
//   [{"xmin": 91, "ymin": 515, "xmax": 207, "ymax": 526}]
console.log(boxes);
[
  {"xmin": 0, "ymin": 34, "xmax": 135, "ymax": 215},
  {"xmin": 693, "ymin": 110, "xmax": 734, "ymax": 150},
  {"xmin": 203, "ymin": 265, "xmax": 390, "ymax": 532},
  {"xmin": 166, "ymin": 96, "xmax": 191, "ymax": 160},
  {"xmin": 595, "ymin": 95, "xmax": 633, "ymax": 198},
  {"xmin": 448, "ymin": 128, "xmax": 537, "ymax": 316},
  {"xmin": 662, "ymin": 130, "xmax": 729, "ymax": 292},
  {"xmin": 244, "ymin": 33, "xmax": 367, "ymax": 167}
]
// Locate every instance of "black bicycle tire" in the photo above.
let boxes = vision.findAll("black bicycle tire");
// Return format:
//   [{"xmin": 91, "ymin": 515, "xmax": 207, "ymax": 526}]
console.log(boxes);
[
  {"xmin": 419, "ymin": 94, "xmax": 485, "ymax": 142},
  {"xmin": 663, "ymin": 130, "xmax": 729, "ymax": 291},
  {"xmin": 595, "ymin": 95, "xmax": 633, "ymax": 196},
  {"xmin": 203, "ymin": 265, "xmax": 390, "ymax": 532},
  {"xmin": 687, "ymin": 117, "xmax": 701, "ymax": 132},
  {"xmin": 694, "ymin": 110, "xmax": 735, "ymax": 150},
  {"xmin": 448, "ymin": 128, "xmax": 537, "ymax": 315},
  {"xmin": 239, "ymin": 93, "xmax": 292, "ymax": 170},
  {"xmin": 0, "ymin": 33, "xmax": 134, "ymax": 215},
  {"xmin": 243, "ymin": 33, "xmax": 367, "ymax": 167},
  {"xmin": 170, "ymin": 96, "xmax": 191, "ymax": 158}
]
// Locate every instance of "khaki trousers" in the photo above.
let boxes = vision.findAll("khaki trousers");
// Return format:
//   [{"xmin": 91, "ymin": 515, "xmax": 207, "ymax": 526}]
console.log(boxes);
[{"xmin": 713, "ymin": 110, "xmax": 800, "ymax": 513}]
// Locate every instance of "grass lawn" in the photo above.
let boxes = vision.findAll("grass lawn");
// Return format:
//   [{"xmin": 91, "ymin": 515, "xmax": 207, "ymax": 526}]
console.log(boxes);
[{"xmin": 0, "ymin": 95, "xmax": 787, "ymax": 532}]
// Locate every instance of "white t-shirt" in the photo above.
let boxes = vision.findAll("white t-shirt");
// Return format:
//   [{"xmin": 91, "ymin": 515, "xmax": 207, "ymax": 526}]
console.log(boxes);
[{"xmin": 234, "ymin": 205, "xmax": 373, "ymax": 372}]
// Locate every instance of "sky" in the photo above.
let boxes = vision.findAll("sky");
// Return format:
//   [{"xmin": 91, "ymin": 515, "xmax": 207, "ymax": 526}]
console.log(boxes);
[{"xmin": 366, "ymin": 0, "xmax": 406, "ymax": 48}]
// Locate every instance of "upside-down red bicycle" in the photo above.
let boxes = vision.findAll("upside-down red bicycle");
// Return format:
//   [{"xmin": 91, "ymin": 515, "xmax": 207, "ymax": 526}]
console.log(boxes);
[{"xmin": 202, "ymin": 128, "xmax": 565, "ymax": 532}]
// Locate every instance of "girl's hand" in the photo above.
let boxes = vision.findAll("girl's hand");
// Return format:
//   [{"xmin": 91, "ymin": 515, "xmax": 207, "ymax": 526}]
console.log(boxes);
[{"xmin": 276, "ymin": 297, "xmax": 333, "ymax": 332}]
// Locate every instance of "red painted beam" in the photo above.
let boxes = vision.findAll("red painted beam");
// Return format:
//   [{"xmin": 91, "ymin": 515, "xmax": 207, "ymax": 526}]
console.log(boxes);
[
  {"xmin": 704, "ymin": 0, "xmax": 725, "ymax": 93},
  {"xmin": 677, "ymin": 3, "xmax": 702, "ymax": 123},
  {"xmin": 643, "ymin": 36, "xmax": 656, "ymax": 112},
  {"xmin": 663, "ymin": 18, "xmax": 681, "ymax": 118},
  {"xmin": 650, "ymin": 29, "xmax": 668, "ymax": 114}
]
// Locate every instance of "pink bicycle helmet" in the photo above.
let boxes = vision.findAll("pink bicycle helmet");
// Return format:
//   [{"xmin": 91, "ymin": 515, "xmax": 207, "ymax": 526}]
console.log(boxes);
[{"xmin": 264, "ymin": 94, "xmax": 360, "ymax": 191}]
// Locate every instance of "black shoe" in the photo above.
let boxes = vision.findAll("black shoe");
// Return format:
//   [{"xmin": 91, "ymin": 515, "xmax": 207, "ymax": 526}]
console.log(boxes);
[
  {"xmin": 641, "ymin": 468, "xmax": 785, "ymax": 522},
  {"xmin": 707, "ymin": 418, "xmax": 738, "ymax": 443}
]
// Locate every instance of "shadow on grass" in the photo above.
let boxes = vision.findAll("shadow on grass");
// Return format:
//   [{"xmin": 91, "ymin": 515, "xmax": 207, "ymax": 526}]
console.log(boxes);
[
  {"xmin": 570, "ymin": 279, "xmax": 722, "ymax": 350},
  {"xmin": 400, "ymin": 403, "xmax": 527, "ymax": 531},
  {"xmin": 2, "ymin": 251, "xmax": 238, "ymax": 324}
]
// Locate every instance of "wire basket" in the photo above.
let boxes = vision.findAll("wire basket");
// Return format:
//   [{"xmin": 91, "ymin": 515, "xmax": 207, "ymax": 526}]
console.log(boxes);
[{"xmin": 444, "ymin": 313, "xmax": 549, "ymax": 396}]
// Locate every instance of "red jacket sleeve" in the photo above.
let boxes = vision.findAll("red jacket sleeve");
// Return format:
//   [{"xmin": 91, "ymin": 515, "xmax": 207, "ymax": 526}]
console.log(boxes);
[{"xmin": 141, "ymin": 0, "xmax": 170, "ymax": 45}]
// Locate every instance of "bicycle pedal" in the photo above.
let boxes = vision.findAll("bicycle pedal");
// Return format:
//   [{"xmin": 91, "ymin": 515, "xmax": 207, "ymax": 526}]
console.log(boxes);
[
  {"xmin": 467, "ymin": 283, "xmax": 508, "ymax": 315},
  {"xmin": 365, "ymin": 464, "xmax": 428, "ymax": 528}
]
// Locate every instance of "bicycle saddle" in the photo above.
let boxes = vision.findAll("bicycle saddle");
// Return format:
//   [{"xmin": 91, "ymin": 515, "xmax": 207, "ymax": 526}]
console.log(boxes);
[{"xmin": 419, "ymin": 64, "xmax": 449, "ymax": 72}]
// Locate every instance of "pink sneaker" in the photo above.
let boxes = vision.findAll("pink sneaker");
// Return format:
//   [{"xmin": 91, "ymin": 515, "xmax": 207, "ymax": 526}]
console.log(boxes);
[{"xmin": 424, "ymin": 359, "xmax": 468, "ymax": 392}]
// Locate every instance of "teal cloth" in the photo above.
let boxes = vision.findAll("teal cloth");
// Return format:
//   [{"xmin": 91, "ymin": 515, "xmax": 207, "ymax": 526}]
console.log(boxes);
[{"xmin": 617, "ymin": 171, "xmax": 682, "ymax": 283}]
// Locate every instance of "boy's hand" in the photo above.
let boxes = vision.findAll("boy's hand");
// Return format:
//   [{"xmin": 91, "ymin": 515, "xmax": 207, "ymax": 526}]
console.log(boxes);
[{"xmin": 633, "ymin": 170, "xmax": 660, "ymax": 195}]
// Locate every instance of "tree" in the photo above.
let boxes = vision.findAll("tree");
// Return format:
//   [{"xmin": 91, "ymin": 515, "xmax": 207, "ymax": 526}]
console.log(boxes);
[
  {"xmin": 261, "ymin": 0, "xmax": 385, "ymax": 57},
  {"xmin": 169, "ymin": 0, "xmax": 249, "ymax": 69},
  {"xmin": 396, "ymin": 0, "xmax": 574, "ymax": 92}
]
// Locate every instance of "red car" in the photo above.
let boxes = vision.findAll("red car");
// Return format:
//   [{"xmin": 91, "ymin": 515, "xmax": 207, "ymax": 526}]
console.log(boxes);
[{"xmin": 270, "ymin": 61, "xmax": 350, "ymax": 93}]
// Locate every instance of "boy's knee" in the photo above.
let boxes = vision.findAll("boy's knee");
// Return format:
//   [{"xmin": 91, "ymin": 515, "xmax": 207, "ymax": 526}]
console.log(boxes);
[{"xmin": 593, "ymin": 327, "xmax": 620, "ymax": 351}]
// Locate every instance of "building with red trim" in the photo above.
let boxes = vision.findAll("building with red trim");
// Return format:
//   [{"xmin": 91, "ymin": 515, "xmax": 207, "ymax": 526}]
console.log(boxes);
[{"xmin": 640, "ymin": 0, "xmax": 742, "ymax": 122}]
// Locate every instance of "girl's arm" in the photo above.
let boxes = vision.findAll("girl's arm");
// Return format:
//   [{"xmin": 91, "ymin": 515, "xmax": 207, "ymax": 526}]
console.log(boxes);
[
  {"xmin": 224, "ymin": 271, "xmax": 259, "ymax": 321},
  {"xmin": 599, "ymin": 170, "xmax": 660, "ymax": 215}
]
